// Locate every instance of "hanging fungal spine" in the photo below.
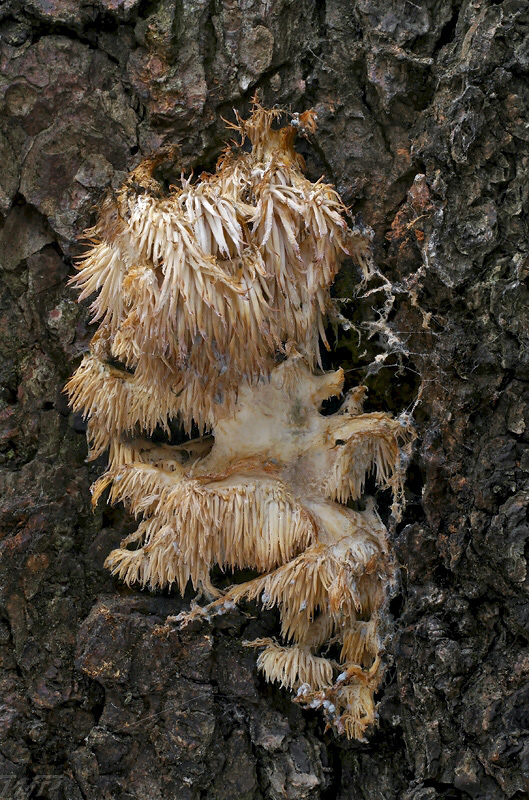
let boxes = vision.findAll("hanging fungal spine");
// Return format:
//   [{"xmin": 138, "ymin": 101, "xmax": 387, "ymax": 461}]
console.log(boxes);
[{"xmin": 67, "ymin": 100, "xmax": 411, "ymax": 739}]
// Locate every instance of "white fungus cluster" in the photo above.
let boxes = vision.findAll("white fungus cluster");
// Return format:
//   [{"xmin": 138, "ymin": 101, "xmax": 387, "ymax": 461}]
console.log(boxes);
[{"xmin": 67, "ymin": 101, "xmax": 411, "ymax": 739}]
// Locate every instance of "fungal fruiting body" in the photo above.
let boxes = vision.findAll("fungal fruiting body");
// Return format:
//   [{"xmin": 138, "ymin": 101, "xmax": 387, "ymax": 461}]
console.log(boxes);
[
  {"xmin": 67, "ymin": 102, "xmax": 410, "ymax": 739},
  {"xmin": 67, "ymin": 105, "xmax": 371, "ymax": 451}
]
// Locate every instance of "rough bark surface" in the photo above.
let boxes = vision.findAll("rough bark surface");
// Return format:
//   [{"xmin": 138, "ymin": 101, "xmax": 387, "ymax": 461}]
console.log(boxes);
[{"xmin": 0, "ymin": 1, "xmax": 528, "ymax": 798}]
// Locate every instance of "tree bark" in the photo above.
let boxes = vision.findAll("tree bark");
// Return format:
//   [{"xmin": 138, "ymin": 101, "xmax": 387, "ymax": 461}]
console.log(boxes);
[{"xmin": 0, "ymin": 1, "xmax": 528, "ymax": 798}]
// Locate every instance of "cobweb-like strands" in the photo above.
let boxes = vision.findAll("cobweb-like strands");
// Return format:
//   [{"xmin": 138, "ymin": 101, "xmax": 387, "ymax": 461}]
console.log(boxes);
[{"xmin": 67, "ymin": 100, "xmax": 413, "ymax": 739}]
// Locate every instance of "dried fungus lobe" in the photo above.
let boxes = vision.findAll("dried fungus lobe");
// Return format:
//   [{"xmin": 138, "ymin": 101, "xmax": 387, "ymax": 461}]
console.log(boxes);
[
  {"xmin": 67, "ymin": 103, "xmax": 371, "ymax": 452},
  {"xmin": 66, "ymin": 102, "xmax": 411, "ymax": 740}
]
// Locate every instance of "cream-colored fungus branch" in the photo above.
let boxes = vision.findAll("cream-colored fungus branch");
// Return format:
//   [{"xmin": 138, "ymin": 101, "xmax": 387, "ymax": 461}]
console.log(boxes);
[{"xmin": 67, "ymin": 100, "xmax": 412, "ymax": 740}]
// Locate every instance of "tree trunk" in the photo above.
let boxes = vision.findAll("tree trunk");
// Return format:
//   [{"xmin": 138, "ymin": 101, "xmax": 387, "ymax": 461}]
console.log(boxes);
[{"xmin": 0, "ymin": 1, "xmax": 527, "ymax": 798}]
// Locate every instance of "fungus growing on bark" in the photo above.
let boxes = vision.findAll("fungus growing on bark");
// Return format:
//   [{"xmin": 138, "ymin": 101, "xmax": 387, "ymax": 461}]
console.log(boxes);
[{"xmin": 67, "ymin": 101, "xmax": 411, "ymax": 739}]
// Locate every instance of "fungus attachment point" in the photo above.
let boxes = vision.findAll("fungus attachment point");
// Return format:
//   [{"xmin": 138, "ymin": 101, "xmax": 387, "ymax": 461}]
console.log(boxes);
[{"xmin": 67, "ymin": 99, "xmax": 412, "ymax": 739}]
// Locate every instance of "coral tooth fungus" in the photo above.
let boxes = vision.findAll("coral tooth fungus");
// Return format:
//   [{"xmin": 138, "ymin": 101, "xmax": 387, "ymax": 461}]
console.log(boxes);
[{"xmin": 67, "ymin": 100, "xmax": 411, "ymax": 739}]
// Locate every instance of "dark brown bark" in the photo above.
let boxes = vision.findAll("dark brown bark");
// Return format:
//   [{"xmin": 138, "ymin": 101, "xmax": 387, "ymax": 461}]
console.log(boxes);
[{"xmin": 0, "ymin": 1, "xmax": 528, "ymax": 798}]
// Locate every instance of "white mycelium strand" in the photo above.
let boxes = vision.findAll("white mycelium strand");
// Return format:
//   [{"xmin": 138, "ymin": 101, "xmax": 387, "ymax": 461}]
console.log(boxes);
[{"xmin": 67, "ymin": 100, "xmax": 413, "ymax": 740}]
